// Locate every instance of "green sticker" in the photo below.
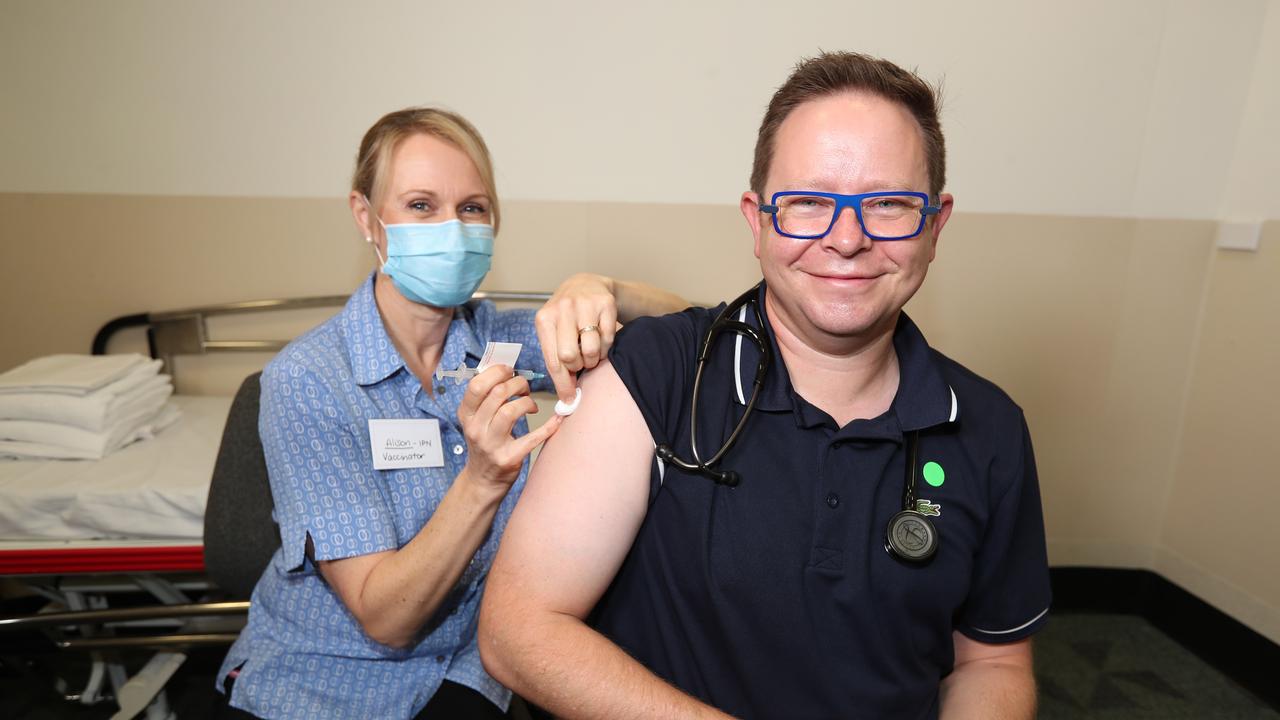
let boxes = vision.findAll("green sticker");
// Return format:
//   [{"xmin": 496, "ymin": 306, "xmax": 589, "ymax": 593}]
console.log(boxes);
[{"xmin": 923, "ymin": 461, "xmax": 945, "ymax": 487}]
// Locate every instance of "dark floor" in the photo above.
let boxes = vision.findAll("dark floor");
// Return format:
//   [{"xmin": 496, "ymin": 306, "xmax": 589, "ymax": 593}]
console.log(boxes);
[
  {"xmin": 2, "ymin": 612, "xmax": 1277, "ymax": 718},
  {"xmin": 1034, "ymin": 614, "xmax": 1277, "ymax": 719},
  {"xmin": 0, "ymin": 645, "xmax": 224, "ymax": 719}
]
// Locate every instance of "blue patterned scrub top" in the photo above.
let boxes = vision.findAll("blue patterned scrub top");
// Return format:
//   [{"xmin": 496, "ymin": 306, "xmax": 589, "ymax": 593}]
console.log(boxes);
[{"xmin": 218, "ymin": 273, "xmax": 551, "ymax": 719}]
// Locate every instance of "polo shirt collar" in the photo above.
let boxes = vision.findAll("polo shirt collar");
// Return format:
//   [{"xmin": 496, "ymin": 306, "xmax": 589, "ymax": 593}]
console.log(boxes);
[
  {"xmin": 729, "ymin": 284, "xmax": 958, "ymax": 430},
  {"xmin": 891, "ymin": 313, "xmax": 959, "ymax": 431},
  {"xmin": 725, "ymin": 283, "xmax": 793, "ymax": 413},
  {"xmin": 340, "ymin": 273, "xmax": 485, "ymax": 387}
]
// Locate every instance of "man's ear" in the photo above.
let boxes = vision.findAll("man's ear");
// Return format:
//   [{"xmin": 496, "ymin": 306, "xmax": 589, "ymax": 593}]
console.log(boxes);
[
  {"xmin": 741, "ymin": 191, "xmax": 765, "ymax": 259},
  {"xmin": 926, "ymin": 193, "xmax": 954, "ymax": 262}
]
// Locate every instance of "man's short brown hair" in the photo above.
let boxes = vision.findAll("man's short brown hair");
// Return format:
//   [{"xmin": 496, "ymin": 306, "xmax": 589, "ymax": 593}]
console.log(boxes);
[{"xmin": 750, "ymin": 51, "xmax": 946, "ymax": 198}]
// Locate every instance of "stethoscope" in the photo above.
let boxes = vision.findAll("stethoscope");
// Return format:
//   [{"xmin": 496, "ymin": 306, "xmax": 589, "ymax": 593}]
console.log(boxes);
[{"xmin": 655, "ymin": 283, "xmax": 939, "ymax": 563}]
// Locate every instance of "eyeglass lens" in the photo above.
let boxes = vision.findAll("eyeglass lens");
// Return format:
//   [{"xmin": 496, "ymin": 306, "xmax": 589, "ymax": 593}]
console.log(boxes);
[{"xmin": 777, "ymin": 194, "xmax": 925, "ymax": 239}]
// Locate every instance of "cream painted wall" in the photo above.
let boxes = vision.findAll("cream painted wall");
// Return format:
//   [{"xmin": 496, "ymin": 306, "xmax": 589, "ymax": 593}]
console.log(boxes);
[
  {"xmin": 914, "ymin": 215, "xmax": 1215, "ymax": 571},
  {"xmin": 1158, "ymin": 222, "xmax": 1280, "ymax": 643},
  {"xmin": 1219, "ymin": 0, "xmax": 1280, "ymax": 221},
  {"xmin": 1, "ymin": 0, "xmax": 1277, "ymax": 219}
]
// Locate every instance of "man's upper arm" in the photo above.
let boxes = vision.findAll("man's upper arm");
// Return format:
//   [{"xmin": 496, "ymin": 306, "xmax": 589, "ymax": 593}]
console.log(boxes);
[
  {"xmin": 953, "ymin": 632, "xmax": 1032, "ymax": 669},
  {"xmin": 486, "ymin": 358, "xmax": 654, "ymax": 620}
]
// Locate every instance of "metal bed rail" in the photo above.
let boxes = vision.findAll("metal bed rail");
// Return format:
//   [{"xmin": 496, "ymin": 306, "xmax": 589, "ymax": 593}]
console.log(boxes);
[
  {"xmin": 92, "ymin": 291, "xmax": 554, "ymax": 376},
  {"xmin": 0, "ymin": 601, "xmax": 248, "ymax": 652},
  {"xmin": 0, "ymin": 601, "xmax": 250, "ymax": 631}
]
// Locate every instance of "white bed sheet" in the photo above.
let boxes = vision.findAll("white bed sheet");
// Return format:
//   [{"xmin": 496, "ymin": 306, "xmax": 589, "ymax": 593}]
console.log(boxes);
[{"xmin": 0, "ymin": 395, "xmax": 232, "ymax": 541}]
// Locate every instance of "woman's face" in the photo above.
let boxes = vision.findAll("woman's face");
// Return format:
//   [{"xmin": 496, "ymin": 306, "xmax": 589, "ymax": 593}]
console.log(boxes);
[{"xmin": 360, "ymin": 132, "xmax": 493, "ymax": 248}]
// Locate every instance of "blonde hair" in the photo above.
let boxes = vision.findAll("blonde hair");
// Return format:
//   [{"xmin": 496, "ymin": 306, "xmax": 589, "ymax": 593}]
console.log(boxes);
[{"xmin": 352, "ymin": 107, "xmax": 501, "ymax": 232}]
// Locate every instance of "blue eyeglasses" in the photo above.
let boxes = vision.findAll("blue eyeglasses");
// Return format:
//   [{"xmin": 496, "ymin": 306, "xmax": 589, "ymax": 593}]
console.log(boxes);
[{"xmin": 760, "ymin": 190, "xmax": 941, "ymax": 241}]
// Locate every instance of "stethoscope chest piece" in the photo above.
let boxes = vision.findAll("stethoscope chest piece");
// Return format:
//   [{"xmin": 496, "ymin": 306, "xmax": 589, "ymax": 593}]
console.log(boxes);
[{"xmin": 886, "ymin": 510, "xmax": 938, "ymax": 563}]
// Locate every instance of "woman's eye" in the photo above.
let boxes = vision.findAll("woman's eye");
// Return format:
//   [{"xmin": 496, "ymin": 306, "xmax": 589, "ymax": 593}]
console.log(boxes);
[
  {"xmin": 462, "ymin": 203, "xmax": 489, "ymax": 215},
  {"xmin": 408, "ymin": 200, "xmax": 432, "ymax": 212}
]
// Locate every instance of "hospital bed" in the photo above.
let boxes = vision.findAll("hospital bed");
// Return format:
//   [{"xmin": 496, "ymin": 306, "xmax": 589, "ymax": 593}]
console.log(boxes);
[{"xmin": 0, "ymin": 290, "xmax": 551, "ymax": 719}]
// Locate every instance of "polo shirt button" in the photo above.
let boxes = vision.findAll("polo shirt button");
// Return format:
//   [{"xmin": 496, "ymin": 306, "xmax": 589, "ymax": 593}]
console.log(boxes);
[
  {"xmin": 825, "ymin": 492, "xmax": 840, "ymax": 509},
  {"xmin": 452, "ymin": 444, "xmax": 464, "ymax": 456},
  {"xmin": 435, "ymin": 655, "xmax": 446, "ymax": 663},
  {"xmin": 435, "ymin": 385, "xmax": 446, "ymax": 395}
]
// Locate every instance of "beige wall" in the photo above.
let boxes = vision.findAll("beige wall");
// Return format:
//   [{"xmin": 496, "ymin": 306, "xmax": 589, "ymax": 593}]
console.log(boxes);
[
  {"xmin": 1, "ymin": 0, "xmax": 1278, "ymax": 645},
  {"xmin": 916, "ymin": 215, "xmax": 1217, "ymax": 571},
  {"xmin": 1159, "ymin": 222, "xmax": 1280, "ymax": 643},
  {"xmin": 4, "ymin": 192, "xmax": 1277, "ymax": 644}
]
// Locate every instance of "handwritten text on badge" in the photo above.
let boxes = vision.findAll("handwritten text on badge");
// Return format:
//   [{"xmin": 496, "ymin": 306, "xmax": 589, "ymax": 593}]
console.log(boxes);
[{"xmin": 368, "ymin": 418, "xmax": 446, "ymax": 470}]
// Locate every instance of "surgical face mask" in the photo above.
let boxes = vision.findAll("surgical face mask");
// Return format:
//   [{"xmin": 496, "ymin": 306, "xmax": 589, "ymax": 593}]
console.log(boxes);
[{"xmin": 374, "ymin": 218, "xmax": 495, "ymax": 308}]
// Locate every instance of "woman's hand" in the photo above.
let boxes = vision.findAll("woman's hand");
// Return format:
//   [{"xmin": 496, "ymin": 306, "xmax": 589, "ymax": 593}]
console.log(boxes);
[
  {"xmin": 458, "ymin": 365, "xmax": 562, "ymax": 491},
  {"xmin": 319, "ymin": 365, "xmax": 560, "ymax": 649},
  {"xmin": 536, "ymin": 273, "xmax": 622, "ymax": 403}
]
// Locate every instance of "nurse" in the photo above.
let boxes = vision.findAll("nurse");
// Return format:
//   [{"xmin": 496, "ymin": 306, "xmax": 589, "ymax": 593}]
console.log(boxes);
[{"xmin": 214, "ymin": 107, "xmax": 687, "ymax": 719}]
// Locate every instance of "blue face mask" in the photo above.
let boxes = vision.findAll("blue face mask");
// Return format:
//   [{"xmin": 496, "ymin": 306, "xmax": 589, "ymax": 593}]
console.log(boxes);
[{"xmin": 376, "ymin": 219, "xmax": 494, "ymax": 308}]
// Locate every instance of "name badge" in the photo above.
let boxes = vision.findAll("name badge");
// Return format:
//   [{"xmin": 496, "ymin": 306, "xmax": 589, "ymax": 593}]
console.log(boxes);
[{"xmin": 368, "ymin": 419, "xmax": 445, "ymax": 470}]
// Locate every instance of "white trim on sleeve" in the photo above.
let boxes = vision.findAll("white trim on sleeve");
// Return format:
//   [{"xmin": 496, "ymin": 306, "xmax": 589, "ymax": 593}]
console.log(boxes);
[{"xmin": 971, "ymin": 606, "xmax": 1050, "ymax": 635}]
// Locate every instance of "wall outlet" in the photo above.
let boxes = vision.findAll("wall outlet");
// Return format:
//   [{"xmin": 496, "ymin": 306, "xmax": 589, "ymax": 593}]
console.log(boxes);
[{"xmin": 1215, "ymin": 221, "xmax": 1262, "ymax": 251}]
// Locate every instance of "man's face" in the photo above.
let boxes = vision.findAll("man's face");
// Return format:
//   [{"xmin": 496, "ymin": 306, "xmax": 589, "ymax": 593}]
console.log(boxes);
[{"xmin": 741, "ymin": 92, "xmax": 953, "ymax": 347}]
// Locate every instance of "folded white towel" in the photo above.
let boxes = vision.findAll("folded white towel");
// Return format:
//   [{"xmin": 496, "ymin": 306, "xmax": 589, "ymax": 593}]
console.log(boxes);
[
  {"xmin": 0, "ymin": 362, "xmax": 170, "ymax": 432},
  {"xmin": 0, "ymin": 388, "xmax": 172, "ymax": 455},
  {"xmin": 0, "ymin": 354, "xmax": 151, "ymax": 396},
  {"xmin": 0, "ymin": 402, "xmax": 181, "ymax": 460}
]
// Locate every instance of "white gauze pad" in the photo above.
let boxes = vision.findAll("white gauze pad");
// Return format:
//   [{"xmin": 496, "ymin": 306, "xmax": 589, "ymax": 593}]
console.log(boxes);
[{"xmin": 554, "ymin": 387, "xmax": 582, "ymax": 416}]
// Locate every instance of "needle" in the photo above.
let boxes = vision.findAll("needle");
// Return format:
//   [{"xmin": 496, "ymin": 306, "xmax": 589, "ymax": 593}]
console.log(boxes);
[{"xmin": 433, "ymin": 363, "xmax": 547, "ymax": 384}]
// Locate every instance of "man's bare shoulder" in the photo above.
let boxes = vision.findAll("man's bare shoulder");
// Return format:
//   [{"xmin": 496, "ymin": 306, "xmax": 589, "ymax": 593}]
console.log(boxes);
[
  {"xmin": 485, "ymin": 358, "xmax": 656, "ymax": 620},
  {"xmin": 533, "ymin": 358, "xmax": 653, "ymax": 480}
]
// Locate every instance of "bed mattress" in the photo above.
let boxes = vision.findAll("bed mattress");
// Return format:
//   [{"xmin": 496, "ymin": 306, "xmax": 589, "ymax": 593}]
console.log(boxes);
[{"xmin": 0, "ymin": 395, "xmax": 232, "ymax": 542}]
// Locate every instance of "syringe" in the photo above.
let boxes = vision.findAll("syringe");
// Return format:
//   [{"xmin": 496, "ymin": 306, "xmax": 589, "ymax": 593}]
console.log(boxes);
[{"xmin": 434, "ymin": 362, "xmax": 547, "ymax": 384}]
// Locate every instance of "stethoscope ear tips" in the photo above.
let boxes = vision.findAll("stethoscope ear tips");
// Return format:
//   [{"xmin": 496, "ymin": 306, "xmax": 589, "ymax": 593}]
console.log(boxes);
[
  {"xmin": 655, "ymin": 445, "xmax": 741, "ymax": 487},
  {"xmin": 713, "ymin": 470, "xmax": 741, "ymax": 487}
]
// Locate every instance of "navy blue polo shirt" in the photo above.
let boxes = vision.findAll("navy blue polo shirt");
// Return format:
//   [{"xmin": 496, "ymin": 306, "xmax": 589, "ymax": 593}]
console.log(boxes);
[{"xmin": 597, "ymin": 284, "xmax": 1051, "ymax": 720}]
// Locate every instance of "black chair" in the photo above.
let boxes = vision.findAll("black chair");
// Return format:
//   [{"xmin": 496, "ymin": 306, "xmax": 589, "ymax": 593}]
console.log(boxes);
[{"xmin": 203, "ymin": 372, "xmax": 280, "ymax": 600}]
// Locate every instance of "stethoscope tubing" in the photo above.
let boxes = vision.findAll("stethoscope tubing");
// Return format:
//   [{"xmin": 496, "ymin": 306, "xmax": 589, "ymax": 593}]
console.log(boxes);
[{"xmin": 654, "ymin": 283, "xmax": 938, "ymax": 562}]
